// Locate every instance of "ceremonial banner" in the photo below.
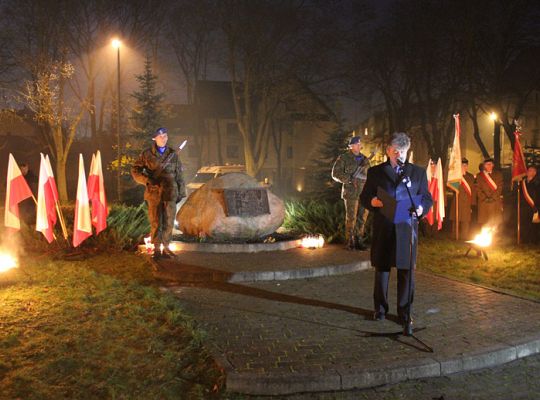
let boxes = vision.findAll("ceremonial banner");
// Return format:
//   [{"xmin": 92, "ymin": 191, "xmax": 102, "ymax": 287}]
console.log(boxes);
[
  {"xmin": 4, "ymin": 154, "xmax": 33, "ymax": 231},
  {"xmin": 73, "ymin": 154, "xmax": 92, "ymax": 247},
  {"xmin": 512, "ymin": 130, "xmax": 527, "ymax": 183},
  {"xmin": 87, "ymin": 151, "xmax": 108, "ymax": 235},
  {"xmin": 36, "ymin": 153, "xmax": 59, "ymax": 242},
  {"xmin": 447, "ymin": 114, "xmax": 462, "ymax": 192}
]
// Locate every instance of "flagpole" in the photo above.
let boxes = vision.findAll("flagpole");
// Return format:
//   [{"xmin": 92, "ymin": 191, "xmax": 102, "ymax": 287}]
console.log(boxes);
[
  {"xmin": 55, "ymin": 202, "xmax": 69, "ymax": 241},
  {"xmin": 517, "ymin": 182, "xmax": 521, "ymax": 245},
  {"xmin": 455, "ymin": 191, "xmax": 459, "ymax": 241}
]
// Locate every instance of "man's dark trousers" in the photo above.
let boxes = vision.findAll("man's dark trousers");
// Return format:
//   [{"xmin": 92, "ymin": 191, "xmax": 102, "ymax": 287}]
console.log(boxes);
[{"xmin": 374, "ymin": 268, "xmax": 415, "ymax": 322}]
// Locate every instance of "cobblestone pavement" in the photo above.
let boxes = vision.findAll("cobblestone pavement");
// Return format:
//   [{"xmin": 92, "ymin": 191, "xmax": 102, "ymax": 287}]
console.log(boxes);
[
  {"xmin": 234, "ymin": 353, "xmax": 540, "ymax": 399},
  {"xmin": 168, "ymin": 268, "xmax": 540, "ymax": 395}
]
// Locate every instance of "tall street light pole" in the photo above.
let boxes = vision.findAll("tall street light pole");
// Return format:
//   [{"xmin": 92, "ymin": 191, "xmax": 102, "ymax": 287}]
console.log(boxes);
[
  {"xmin": 112, "ymin": 38, "xmax": 122, "ymax": 201},
  {"xmin": 490, "ymin": 112, "xmax": 501, "ymax": 169}
]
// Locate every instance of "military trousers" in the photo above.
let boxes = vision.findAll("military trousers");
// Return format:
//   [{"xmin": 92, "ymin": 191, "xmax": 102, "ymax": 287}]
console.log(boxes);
[
  {"xmin": 343, "ymin": 198, "xmax": 367, "ymax": 242},
  {"xmin": 147, "ymin": 200, "xmax": 177, "ymax": 247}
]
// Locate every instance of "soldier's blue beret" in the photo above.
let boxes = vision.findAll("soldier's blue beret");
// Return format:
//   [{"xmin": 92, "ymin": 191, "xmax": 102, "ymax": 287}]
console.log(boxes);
[
  {"xmin": 349, "ymin": 136, "xmax": 361, "ymax": 146},
  {"xmin": 152, "ymin": 127, "xmax": 168, "ymax": 138}
]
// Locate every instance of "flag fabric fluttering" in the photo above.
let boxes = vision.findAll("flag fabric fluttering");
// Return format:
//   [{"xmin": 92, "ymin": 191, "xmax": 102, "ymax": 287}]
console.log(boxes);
[
  {"xmin": 512, "ymin": 130, "xmax": 527, "ymax": 184},
  {"xmin": 73, "ymin": 154, "xmax": 92, "ymax": 247},
  {"xmin": 87, "ymin": 151, "xmax": 108, "ymax": 235},
  {"xmin": 36, "ymin": 153, "xmax": 59, "ymax": 243},
  {"xmin": 447, "ymin": 114, "xmax": 462, "ymax": 192},
  {"xmin": 426, "ymin": 158, "xmax": 445, "ymax": 230},
  {"xmin": 4, "ymin": 154, "xmax": 33, "ymax": 231}
]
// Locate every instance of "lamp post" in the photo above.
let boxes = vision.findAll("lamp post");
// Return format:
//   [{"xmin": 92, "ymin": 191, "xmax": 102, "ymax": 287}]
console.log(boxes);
[
  {"xmin": 489, "ymin": 112, "xmax": 501, "ymax": 169},
  {"xmin": 112, "ymin": 38, "xmax": 122, "ymax": 201}
]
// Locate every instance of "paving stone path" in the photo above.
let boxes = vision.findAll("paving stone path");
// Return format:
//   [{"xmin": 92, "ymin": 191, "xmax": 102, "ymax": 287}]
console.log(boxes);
[{"xmin": 161, "ymin": 255, "xmax": 540, "ymax": 396}]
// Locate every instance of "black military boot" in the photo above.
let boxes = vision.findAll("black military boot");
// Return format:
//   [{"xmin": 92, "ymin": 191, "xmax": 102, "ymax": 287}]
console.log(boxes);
[
  {"xmin": 354, "ymin": 236, "xmax": 367, "ymax": 251},
  {"xmin": 346, "ymin": 236, "xmax": 355, "ymax": 251}
]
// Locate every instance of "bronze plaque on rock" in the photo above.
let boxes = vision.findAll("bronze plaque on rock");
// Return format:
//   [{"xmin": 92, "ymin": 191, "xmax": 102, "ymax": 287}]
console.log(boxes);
[{"xmin": 223, "ymin": 188, "xmax": 270, "ymax": 217}]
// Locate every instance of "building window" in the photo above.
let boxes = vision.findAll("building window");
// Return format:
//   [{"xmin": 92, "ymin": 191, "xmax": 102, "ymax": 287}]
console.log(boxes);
[
  {"xmin": 287, "ymin": 146, "xmax": 293, "ymax": 159},
  {"xmin": 227, "ymin": 145, "xmax": 239, "ymax": 158},
  {"xmin": 227, "ymin": 123, "xmax": 240, "ymax": 137}
]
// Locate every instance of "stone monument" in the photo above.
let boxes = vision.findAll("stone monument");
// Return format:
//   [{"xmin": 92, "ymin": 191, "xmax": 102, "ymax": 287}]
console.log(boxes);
[{"xmin": 177, "ymin": 173, "xmax": 285, "ymax": 241}]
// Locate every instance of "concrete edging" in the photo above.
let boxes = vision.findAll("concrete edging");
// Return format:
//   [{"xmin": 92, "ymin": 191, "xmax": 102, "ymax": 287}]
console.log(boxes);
[
  {"xmin": 222, "ymin": 335, "xmax": 540, "ymax": 395},
  {"xmin": 139, "ymin": 239, "xmax": 302, "ymax": 253},
  {"xmin": 227, "ymin": 260, "xmax": 371, "ymax": 283}
]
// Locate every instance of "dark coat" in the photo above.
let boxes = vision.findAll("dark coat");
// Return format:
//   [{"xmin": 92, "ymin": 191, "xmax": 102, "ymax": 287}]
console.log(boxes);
[
  {"xmin": 131, "ymin": 145, "xmax": 186, "ymax": 202},
  {"xmin": 360, "ymin": 160, "xmax": 432, "ymax": 270}
]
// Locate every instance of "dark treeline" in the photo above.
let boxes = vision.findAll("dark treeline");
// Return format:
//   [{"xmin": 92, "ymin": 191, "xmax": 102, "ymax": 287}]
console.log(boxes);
[{"xmin": 0, "ymin": 0, "xmax": 539, "ymax": 200}]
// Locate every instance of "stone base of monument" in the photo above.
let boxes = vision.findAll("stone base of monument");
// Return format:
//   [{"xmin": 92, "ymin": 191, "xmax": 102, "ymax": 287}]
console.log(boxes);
[{"xmin": 138, "ymin": 237, "xmax": 302, "ymax": 254}]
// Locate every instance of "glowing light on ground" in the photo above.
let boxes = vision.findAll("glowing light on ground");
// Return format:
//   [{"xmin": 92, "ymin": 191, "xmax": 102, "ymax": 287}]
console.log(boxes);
[
  {"xmin": 0, "ymin": 253, "xmax": 17, "ymax": 273},
  {"xmin": 301, "ymin": 234, "xmax": 325, "ymax": 249},
  {"xmin": 467, "ymin": 227, "xmax": 494, "ymax": 248}
]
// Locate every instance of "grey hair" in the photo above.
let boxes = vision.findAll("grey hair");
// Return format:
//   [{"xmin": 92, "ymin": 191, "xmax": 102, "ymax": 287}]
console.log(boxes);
[{"xmin": 388, "ymin": 132, "xmax": 411, "ymax": 151}]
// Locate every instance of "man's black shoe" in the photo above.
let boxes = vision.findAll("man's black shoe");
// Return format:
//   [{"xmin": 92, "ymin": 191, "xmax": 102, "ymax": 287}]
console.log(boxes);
[
  {"xmin": 373, "ymin": 312, "xmax": 385, "ymax": 321},
  {"xmin": 403, "ymin": 319, "xmax": 413, "ymax": 336},
  {"xmin": 152, "ymin": 252, "xmax": 162, "ymax": 260}
]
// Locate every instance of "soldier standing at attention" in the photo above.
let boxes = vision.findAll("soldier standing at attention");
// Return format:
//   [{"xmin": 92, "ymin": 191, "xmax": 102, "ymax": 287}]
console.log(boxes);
[
  {"xmin": 132, "ymin": 127, "xmax": 186, "ymax": 260},
  {"xmin": 332, "ymin": 136, "xmax": 371, "ymax": 250}
]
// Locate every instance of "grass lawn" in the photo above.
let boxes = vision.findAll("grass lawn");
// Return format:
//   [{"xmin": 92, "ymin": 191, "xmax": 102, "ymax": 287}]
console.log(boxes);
[
  {"xmin": 418, "ymin": 237, "xmax": 540, "ymax": 301},
  {"xmin": 0, "ymin": 250, "xmax": 224, "ymax": 399}
]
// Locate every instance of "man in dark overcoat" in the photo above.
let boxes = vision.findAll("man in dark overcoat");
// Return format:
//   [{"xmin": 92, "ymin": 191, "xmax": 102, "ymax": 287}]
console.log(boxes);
[
  {"xmin": 131, "ymin": 127, "xmax": 186, "ymax": 259},
  {"xmin": 360, "ymin": 132, "xmax": 432, "ymax": 335}
]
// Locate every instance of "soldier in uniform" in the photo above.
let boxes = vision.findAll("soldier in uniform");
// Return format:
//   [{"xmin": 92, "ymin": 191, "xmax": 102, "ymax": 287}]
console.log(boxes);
[
  {"xmin": 132, "ymin": 127, "xmax": 186, "ymax": 259},
  {"xmin": 476, "ymin": 158, "xmax": 503, "ymax": 228},
  {"xmin": 449, "ymin": 158, "xmax": 476, "ymax": 239},
  {"xmin": 332, "ymin": 136, "xmax": 371, "ymax": 250}
]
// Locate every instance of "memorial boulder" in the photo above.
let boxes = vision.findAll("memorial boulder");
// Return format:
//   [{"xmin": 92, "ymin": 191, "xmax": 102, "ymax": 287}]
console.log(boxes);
[{"xmin": 177, "ymin": 173, "xmax": 285, "ymax": 240}]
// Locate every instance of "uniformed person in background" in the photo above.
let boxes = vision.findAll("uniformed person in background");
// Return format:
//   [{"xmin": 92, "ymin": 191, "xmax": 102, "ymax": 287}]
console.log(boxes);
[
  {"xmin": 132, "ymin": 127, "xmax": 186, "ymax": 259},
  {"xmin": 332, "ymin": 136, "xmax": 371, "ymax": 250},
  {"xmin": 449, "ymin": 158, "xmax": 476, "ymax": 239},
  {"xmin": 476, "ymin": 158, "xmax": 503, "ymax": 228}
]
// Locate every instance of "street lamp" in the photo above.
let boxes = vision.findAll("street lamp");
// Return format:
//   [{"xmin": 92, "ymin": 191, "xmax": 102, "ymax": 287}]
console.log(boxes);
[
  {"xmin": 112, "ymin": 38, "xmax": 122, "ymax": 201},
  {"xmin": 489, "ymin": 112, "xmax": 501, "ymax": 168}
]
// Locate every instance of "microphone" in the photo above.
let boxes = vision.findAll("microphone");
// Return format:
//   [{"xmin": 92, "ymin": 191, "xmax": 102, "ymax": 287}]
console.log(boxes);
[{"xmin": 396, "ymin": 158, "xmax": 405, "ymax": 167}]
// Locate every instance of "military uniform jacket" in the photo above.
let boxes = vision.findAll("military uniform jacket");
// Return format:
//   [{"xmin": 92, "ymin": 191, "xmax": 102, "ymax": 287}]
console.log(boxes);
[
  {"xmin": 131, "ymin": 145, "xmax": 186, "ymax": 202},
  {"xmin": 360, "ymin": 161, "xmax": 432, "ymax": 270},
  {"xmin": 476, "ymin": 170, "xmax": 503, "ymax": 224},
  {"xmin": 449, "ymin": 172, "xmax": 476, "ymax": 222},
  {"xmin": 331, "ymin": 151, "xmax": 370, "ymax": 200}
]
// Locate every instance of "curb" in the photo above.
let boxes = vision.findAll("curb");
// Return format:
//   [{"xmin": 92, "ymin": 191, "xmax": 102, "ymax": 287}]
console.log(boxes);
[
  {"xmin": 228, "ymin": 260, "xmax": 371, "ymax": 283},
  {"xmin": 223, "ymin": 335, "xmax": 540, "ymax": 395}
]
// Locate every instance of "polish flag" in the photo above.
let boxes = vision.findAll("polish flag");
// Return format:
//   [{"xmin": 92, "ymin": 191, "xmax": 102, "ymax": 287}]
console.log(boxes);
[
  {"xmin": 87, "ymin": 151, "xmax": 108, "ymax": 235},
  {"xmin": 426, "ymin": 158, "xmax": 445, "ymax": 230},
  {"xmin": 4, "ymin": 154, "xmax": 33, "ymax": 231},
  {"xmin": 73, "ymin": 154, "xmax": 92, "ymax": 247},
  {"xmin": 36, "ymin": 153, "xmax": 59, "ymax": 242}
]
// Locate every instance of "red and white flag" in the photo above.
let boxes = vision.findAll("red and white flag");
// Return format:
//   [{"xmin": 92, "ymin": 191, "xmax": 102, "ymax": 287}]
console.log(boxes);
[
  {"xmin": 512, "ymin": 130, "xmax": 527, "ymax": 184},
  {"xmin": 87, "ymin": 151, "xmax": 108, "ymax": 235},
  {"xmin": 426, "ymin": 158, "xmax": 445, "ymax": 230},
  {"xmin": 36, "ymin": 153, "xmax": 59, "ymax": 243},
  {"xmin": 73, "ymin": 154, "xmax": 92, "ymax": 247},
  {"xmin": 4, "ymin": 154, "xmax": 33, "ymax": 231}
]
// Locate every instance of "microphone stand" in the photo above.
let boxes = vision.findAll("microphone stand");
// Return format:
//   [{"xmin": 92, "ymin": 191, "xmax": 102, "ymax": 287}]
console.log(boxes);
[{"xmin": 397, "ymin": 163, "xmax": 434, "ymax": 352}]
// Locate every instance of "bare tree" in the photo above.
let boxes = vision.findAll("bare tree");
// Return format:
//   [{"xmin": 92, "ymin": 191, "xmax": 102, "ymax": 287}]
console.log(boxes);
[
  {"xmin": 219, "ymin": 0, "xmax": 341, "ymax": 177},
  {"xmin": 21, "ymin": 61, "xmax": 87, "ymax": 201}
]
